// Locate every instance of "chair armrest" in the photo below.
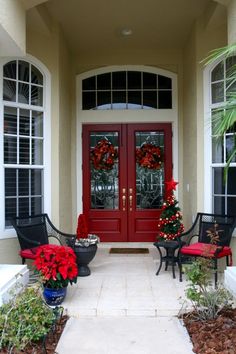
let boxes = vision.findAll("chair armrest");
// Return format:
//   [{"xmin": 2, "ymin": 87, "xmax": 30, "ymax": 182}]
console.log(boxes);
[
  {"xmin": 214, "ymin": 246, "xmax": 223, "ymax": 256},
  {"xmin": 48, "ymin": 235, "xmax": 62, "ymax": 245}
]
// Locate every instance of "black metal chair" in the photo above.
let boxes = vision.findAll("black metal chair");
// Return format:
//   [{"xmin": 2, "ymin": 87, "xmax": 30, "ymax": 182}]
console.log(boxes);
[
  {"xmin": 11, "ymin": 214, "xmax": 76, "ymax": 264},
  {"xmin": 178, "ymin": 212, "xmax": 236, "ymax": 286}
]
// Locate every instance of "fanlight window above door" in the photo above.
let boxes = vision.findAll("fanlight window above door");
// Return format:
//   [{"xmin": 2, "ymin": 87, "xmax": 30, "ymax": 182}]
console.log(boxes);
[{"xmin": 82, "ymin": 71, "xmax": 172, "ymax": 110}]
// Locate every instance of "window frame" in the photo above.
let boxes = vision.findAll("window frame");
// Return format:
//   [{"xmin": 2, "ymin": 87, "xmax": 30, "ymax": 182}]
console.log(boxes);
[
  {"xmin": 204, "ymin": 56, "xmax": 236, "ymax": 214},
  {"xmin": 0, "ymin": 55, "xmax": 51, "ymax": 239}
]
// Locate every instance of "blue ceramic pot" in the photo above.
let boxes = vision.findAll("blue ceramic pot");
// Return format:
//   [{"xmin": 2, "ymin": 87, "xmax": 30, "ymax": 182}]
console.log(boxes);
[{"xmin": 43, "ymin": 286, "xmax": 67, "ymax": 306}]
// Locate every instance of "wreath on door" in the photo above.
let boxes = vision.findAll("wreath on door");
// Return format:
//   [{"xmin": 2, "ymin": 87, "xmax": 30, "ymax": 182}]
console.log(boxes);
[
  {"xmin": 136, "ymin": 143, "xmax": 162, "ymax": 169},
  {"xmin": 90, "ymin": 138, "xmax": 118, "ymax": 170}
]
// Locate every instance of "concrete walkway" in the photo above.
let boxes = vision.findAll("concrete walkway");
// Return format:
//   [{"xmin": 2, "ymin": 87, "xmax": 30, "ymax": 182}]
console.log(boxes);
[{"xmin": 56, "ymin": 243, "xmax": 193, "ymax": 354}]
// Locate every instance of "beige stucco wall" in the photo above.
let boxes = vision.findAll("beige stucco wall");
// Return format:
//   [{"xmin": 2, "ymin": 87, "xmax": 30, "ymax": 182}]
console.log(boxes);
[
  {"xmin": 26, "ymin": 24, "xmax": 73, "ymax": 232},
  {"xmin": 0, "ymin": 0, "xmax": 26, "ymax": 56},
  {"xmin": 182, "ymin": 5, "xmax": 227, "ymax": 229},
  {"xmin": 227, "ymin": 0, "xmax": 236, "ymax": 43},
  {"xmin": 58, "ymin": 30, "xmax": 73, "ymax": 232},
  {"xmin": 0, "ymin": 19, "xmax": 73, "ymax": 263}
]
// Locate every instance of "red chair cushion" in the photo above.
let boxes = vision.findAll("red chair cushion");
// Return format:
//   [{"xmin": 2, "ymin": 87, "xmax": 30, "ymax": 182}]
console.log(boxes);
[
  {"xmin": 19, "ymin": 247, "xmax": 40, "ymax": 260},
  {"xmin": 180, "ymin": 242, "xmax": 232, "ymax": 265}
]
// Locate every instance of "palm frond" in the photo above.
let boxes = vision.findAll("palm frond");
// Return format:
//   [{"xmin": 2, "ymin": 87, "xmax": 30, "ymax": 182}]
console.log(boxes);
[
  {"xmin": 201, "ymin": 44, "xmax": 236, "ymax": 65},
  {"xmin": 224, "ymin": 144, "xmax": 236, "ymax": 182},
  {"xmin": 212, "ymin": 103, "xmax": 236, "ymax": 137}
]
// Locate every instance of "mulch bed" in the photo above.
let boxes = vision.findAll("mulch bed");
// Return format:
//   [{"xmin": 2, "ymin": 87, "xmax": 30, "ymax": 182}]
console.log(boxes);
[
  {"xmin": 0, "ymin": 315, "xmax": 68, "ymax": 354},
  {"xmin": 183, "ymin": 308, "xmax": 236, "ymax": 354}
]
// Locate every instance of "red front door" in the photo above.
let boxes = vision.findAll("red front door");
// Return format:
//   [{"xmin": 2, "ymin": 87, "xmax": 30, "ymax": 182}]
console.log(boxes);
[{"xmin": 82, "ymin": 123, "xmax": 172, "ymax": 242}]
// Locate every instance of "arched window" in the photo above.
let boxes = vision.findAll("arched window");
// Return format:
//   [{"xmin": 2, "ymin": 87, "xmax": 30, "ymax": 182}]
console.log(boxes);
[
  {"xmin": 82, "ymin": 71, "xmax": 172, "ymax": 110},
  {"xmin": 2, "ymin": 59, "xmax": 50, "ymax": 230},
  {"xmin": 207, "ymin": 56, "xmax": 236, "ymax": 214}
]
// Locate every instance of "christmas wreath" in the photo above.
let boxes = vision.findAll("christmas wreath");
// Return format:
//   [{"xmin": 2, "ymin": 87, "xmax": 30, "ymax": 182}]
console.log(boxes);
[
  {"xmin": 90, "ymin": 138, "xmax": 118, "ymax": 170},
  {"xmin": 136, "ymin": 143, "xmax": 162, "ymax": 169}
]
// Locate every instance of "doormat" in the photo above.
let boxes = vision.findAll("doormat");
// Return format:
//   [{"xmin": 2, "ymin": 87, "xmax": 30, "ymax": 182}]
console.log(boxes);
[{"xmin": 109, "ymin": 248, "xmax": 149, "ymax": 254}]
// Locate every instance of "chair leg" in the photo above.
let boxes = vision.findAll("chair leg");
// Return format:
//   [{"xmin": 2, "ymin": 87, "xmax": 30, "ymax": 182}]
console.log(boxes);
[
  {"xmin": 179, "ymin": 253, "xmax": 183, "ymax": 282},
  {"xmin": 165, "ymin": 261, "xmax": 169, "ymax": 271},
  {"xmin": 155, "ymin": 246, "xmax": 163, "ymax": 276},
  {"xmin": 226, "ymin": 256, "xmax": 229, "ymax": 267},
  {"xmin": 214, "ymin": 258, "xmax": 218, "ymax": 288},
  {"xmin": 22, "ymin": 258, "xmax": 25, "ymax": 265}
]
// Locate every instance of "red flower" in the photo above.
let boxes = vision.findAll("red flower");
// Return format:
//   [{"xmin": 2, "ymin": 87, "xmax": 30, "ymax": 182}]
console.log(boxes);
[{"xmin": 34, "ymin": 244, "xmax": 78, "ymax": 288}]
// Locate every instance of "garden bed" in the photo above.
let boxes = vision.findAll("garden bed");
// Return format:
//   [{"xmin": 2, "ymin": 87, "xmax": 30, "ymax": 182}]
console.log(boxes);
[
  {"xmin": 0, "ymin": 314, "xmax": 68, "ymax": 354},
  {"xmin": 183, "ymin": 308, "xmax": 236, "ymax": 353}
]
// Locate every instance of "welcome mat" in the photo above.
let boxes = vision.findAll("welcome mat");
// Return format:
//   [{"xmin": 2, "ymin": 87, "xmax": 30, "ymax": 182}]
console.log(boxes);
[{"xmin": 109, "ymin": 248, "xmax": 149, "ymax": 254}]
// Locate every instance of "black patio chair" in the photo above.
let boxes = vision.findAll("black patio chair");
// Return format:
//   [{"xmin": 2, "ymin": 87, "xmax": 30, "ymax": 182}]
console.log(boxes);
[
  {"xmin": 11, "ymin": 214, "xmax": 76, "ymax": 264},
  {"xmin": 178, "ymin": 212, "xmax": 236, "ymax": 286}
]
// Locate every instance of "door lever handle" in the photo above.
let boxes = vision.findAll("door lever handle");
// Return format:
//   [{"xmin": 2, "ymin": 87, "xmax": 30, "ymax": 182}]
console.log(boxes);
[
  {"xmin": 122, "ymin": 195, "xmax": 126, "ymax": 211},
  {"xmin": 129, "ymin": 195, "xmax": 133, "ymax": 208}
]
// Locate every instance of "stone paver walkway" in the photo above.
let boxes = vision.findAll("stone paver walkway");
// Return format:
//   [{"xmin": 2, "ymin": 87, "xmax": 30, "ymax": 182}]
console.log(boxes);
[{"xmin": 56, "ymin": 243, "xmax": 193, "ymax": 354}]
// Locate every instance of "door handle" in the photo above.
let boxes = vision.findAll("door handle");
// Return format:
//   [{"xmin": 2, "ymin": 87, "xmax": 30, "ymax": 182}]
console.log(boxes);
[
  {"xmin": 129, "ymin": 195, "xmax": 133, "ymax": 210},
  {"xmin": 122, "ymin": 195, "xmax": 126, "ymax": 211}
]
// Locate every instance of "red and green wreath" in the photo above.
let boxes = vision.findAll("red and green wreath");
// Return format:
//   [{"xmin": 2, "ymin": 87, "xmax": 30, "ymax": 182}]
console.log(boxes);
[
  {"xmin": 90, "ymin": 139, "xmax": 118, "ymax": 170},
  {"xmin": 136, "ymin": 143, "xmax": 162, "ymax": 170}
]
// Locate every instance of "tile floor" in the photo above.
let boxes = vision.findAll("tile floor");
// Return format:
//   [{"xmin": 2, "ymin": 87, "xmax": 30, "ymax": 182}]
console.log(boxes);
[
  {"xmin": 63, "ymin": 243, "xmax": 189, "ymax": 318},
  {"xmin": 57, "ymin": 243, "xmax": 194, "ymax": 353}
]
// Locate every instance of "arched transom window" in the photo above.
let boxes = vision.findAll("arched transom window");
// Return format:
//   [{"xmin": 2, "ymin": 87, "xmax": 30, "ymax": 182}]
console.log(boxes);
[{"xmin": 82, "ymin": 71, "xmax": 172, "ymax": 110}]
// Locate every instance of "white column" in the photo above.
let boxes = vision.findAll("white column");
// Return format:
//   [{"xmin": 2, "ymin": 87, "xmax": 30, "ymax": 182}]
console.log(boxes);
[{"xmin": 228, "ymin": 0, "xmax": 236, "ymax": 44}]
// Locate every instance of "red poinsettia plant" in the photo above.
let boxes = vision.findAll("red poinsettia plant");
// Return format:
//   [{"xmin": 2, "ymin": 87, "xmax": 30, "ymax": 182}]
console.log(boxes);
[
  {"xmin": 136, "ymin": 143, "xmax": 162, "ymax": 169},
  {"xmin": 34, "ymin": 244, "xmax": 78, "ymax": 289},
  {"xmin": 90, "ymin": 138, "xmax": 118, "ymax": 170}
]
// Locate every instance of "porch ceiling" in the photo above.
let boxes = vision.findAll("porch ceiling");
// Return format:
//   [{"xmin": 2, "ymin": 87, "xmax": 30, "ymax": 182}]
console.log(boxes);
[{"xmin": 35, "ymin": 0, "xmax": 214, "ymax": 54}]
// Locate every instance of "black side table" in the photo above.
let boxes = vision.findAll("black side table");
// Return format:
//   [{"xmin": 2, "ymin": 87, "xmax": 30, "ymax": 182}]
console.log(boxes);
[{"xmin": 153, "ymin": 240, "xmax": 185, "ymax": 279}]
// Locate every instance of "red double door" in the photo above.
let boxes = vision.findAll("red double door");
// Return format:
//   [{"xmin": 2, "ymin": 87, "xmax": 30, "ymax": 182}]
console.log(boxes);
[{"xmin": 82, "ymin": 123, "xmax": 172, "ymax": 242}]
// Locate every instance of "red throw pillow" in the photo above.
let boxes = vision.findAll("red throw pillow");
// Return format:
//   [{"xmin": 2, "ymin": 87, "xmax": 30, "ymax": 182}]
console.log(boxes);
[{"xmin": 76, "ymin": 214, "xmax": 88, "ymax": 239}]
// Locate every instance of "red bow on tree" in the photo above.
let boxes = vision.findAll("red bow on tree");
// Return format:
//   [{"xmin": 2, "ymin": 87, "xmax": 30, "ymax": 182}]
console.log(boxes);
[{"xmin": 76, "ymin": 214, "xmax": 89, "ymax": 240}]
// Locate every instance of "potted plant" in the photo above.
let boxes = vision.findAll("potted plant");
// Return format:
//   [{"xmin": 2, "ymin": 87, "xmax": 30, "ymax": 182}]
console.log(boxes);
[
  {"xmin": 74, "ymin": 214, "xmax": 100, "ymax": 276},
  {"xmin": 34, "ymin": 244, "xmax": 78, "ymax": 305}
]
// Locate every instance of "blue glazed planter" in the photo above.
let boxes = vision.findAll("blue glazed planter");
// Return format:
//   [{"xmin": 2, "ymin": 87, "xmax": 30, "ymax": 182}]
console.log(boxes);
[{"xmin": 43, "ymin": 286, "xmax": 67, "ymax": 306}]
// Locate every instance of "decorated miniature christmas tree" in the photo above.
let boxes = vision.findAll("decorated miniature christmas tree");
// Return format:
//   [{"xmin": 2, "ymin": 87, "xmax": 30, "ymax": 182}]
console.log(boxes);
[{"xmin": 157, "ymin": 179, "xmax": 184, "ymax": 241}]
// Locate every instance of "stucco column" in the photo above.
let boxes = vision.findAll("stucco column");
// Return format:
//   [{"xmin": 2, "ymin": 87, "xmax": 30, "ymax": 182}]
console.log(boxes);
[{"xmin": 228, "ymin": 0, "xmax": 236, "ymax": 44}]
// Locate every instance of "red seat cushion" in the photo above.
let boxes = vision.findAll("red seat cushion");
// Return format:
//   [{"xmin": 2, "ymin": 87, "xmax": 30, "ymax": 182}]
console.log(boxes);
[
  {"xmin": 19, "ymin": 247, "xmax": 40, "ymax": 260},
  {"xmin": 180, "ymin": 242, "xmax": 232, "ymax": 265}
]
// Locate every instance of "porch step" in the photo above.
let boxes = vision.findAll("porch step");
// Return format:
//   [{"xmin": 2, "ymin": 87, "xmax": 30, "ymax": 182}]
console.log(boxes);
[
  {"xmin": 225, "ymin": 266, "xmax": 236, "ymax": 298},
  {"xmin": 0, "ymin": 264, "xmax": 29, "ymax": 306}
]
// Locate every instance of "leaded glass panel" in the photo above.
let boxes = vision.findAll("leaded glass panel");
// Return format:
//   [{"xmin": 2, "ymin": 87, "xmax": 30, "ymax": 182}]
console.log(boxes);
[
  {"xmin": 136, "ymin": 131, "xmax": 164, "ymax": 209},
  {"xmin": 90, "ymin": 132, "xmax": 119, "ymax": 209}
]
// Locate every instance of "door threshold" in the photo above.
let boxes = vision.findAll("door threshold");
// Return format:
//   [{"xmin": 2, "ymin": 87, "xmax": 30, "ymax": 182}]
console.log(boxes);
[{"xmin": 99, "ymin": 242, "xmax": 153, "ymax": 249}]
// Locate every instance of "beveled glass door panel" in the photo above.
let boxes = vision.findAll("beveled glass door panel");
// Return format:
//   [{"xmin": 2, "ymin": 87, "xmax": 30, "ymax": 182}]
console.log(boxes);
[
  {"xmin": 90, "ymin": 132, "xmax": 119, "ymax": 210},
  {"xmin": 135, "ymin": 131, "xmax": 164, "ymax": 209},
  {"xmin": 82, "ymin": 123, "xmax": 172, "ymax": 242}
]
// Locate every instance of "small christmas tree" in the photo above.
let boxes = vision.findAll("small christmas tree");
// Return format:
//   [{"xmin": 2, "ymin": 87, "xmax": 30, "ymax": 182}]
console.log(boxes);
[{"xmin": 157, "ymin": 180, "xmax": 184, "ymax": 241}]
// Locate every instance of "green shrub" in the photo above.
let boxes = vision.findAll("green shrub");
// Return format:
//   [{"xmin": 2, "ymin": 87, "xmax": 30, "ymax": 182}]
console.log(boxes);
[
  {"xmin": 185, "ymin": 258, "xmax": 233, "ymax": 320},
  {"xmin": 0, "ymin": 285, "xmax": 56, "ymax": 352}
]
